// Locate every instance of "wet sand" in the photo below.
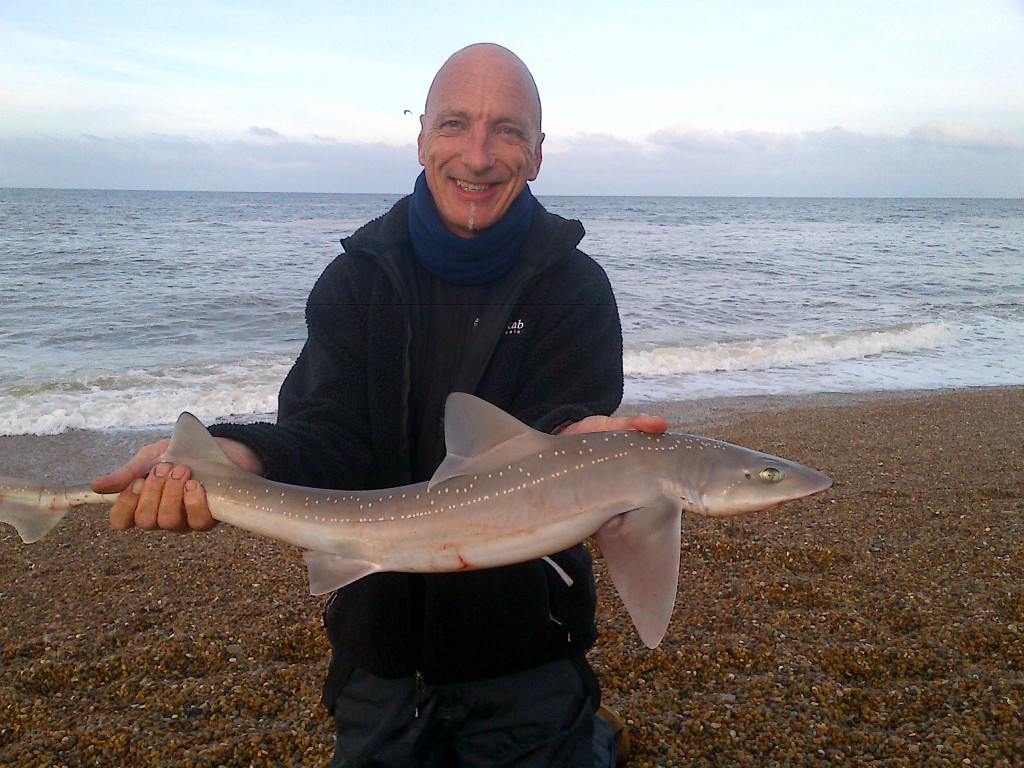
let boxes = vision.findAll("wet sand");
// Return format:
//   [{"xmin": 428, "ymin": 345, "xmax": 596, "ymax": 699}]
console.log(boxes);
[{"xmin": 1, "ymin": 386, "xmax": 1021, "ymax": 766}]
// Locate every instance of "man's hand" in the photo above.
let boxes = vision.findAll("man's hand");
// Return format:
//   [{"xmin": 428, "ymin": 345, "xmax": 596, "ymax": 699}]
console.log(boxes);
[
  {"xmin": 91, "ymin": 437, "xmax": 264, "ymax": 533},
  {"xmin": 560, "ymin": 412, "xmax": 668, "ymax": 436}
]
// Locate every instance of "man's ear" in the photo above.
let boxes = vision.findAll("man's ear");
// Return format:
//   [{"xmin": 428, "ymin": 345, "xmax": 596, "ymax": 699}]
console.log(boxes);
[
  {"xmin": 528, "ymin": 132, "xmax": 544, "ymax": 181},
  {"xmin": 417, "ymin": 114, "xmax": 427, "ymax": 166}
]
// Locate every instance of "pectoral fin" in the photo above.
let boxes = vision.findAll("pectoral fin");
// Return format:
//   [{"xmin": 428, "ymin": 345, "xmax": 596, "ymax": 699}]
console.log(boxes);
[
  {"xmin": 302, "ymin": 551, "xmax": 381, "ymax": 595},
  {"xmin": 594, "ymin": 500, "xmax": 682, "ymax": 648}
]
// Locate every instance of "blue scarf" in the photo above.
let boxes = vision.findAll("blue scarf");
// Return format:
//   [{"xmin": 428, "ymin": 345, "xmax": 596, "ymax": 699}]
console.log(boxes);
[{"xmin": 407, "ymin": 171, "xmax": 534, "ymax": 286}]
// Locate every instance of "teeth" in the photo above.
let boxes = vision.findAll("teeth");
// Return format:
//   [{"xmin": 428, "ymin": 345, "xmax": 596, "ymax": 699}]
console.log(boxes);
[{"xmin": 456, "ymin": 180, "xmax": 490, "ymax": 192}]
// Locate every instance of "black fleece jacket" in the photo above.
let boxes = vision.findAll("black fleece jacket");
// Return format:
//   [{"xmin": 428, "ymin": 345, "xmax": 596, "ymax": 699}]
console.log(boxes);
[{"xmin": 209, "ymin": 195, "xmax": 624, "ymax": 698}]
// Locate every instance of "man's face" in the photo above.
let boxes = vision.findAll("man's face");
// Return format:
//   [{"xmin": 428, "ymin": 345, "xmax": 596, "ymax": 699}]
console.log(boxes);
[{"xmin": 418, "ymin": 47, "xmax": 543, "ymax": 238}]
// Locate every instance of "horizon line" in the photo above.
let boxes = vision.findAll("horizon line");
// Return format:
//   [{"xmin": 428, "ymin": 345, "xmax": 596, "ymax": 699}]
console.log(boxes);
[{"xmin": 3, "ymin": 186, "xmax": 1022, "ymax": 202}]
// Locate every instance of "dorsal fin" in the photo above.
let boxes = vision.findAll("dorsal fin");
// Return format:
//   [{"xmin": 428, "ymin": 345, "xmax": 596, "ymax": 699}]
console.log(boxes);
[
  {"xmin": 428, "ymin": 393, "xmax": 555, "ymax": 490},
  {"xmin": 164, "ymin": 412, "xmax": 235, "ymax": 467}
]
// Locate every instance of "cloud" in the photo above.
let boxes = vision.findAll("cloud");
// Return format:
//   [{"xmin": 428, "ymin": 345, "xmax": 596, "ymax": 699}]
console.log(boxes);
[
  {"xmin": 905, "ymin": 122, "xmax": 1024, "ymax": 153},
  {"xmin": 0, "ymin": 132, "xmax": 421, "ymax": 193},
  {"xmin": 1, "ymin": 124, "xmax": 1021, "ymax": 197},
  {"xmin": 537, "ymin": 124, "xmax": 1024, "ymax": 197},
  {"xmin": 248, "ymin": 126, "xmax": 285, "ymax": 139},
  {"xmin": 650, "ymin": 123, "xmax": 1024, "ymax": 156}
]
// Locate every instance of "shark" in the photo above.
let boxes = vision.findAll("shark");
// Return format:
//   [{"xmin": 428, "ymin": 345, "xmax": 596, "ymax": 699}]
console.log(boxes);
[{"xmin": 0, "ymin": 393, "xmax": 831, "ymax": 648}]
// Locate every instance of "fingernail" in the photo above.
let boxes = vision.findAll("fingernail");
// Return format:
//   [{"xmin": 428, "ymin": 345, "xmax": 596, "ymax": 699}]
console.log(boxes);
[
  {"xmin": 153, "ymin": 463, "xmax": 170, "ymax": 478},
  {"xmin": 184, "ymin": 480, "xmax": 198, "ymax": 493},
  {"xmin": 171, "ymin": 466, "xmax": 187, "ymax": 480},
  {"xmin": 130, "ymin": 478, "xmax": 145, "ymax": 495}
]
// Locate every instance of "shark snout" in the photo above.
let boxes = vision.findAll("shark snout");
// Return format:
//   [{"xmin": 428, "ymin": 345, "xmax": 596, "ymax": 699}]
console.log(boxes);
[{"xmin": 699, "ymin": 459, "xmax": 832, "ymax": 517}]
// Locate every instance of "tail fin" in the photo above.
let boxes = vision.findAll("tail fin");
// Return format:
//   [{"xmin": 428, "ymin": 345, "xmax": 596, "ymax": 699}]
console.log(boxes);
[
  {"xmin": 0, "ymin": 479, "xmax": 74, "ymax": 543},
  {"xmin": 0, "ymin": 480, "xmax": 118, "ymax": 544}
]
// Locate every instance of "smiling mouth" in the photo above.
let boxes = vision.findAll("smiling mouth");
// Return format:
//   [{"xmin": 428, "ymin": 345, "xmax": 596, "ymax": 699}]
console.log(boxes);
[{"xmin": 455, "ymin": 179, "xmax": 493, "ymax": 193}]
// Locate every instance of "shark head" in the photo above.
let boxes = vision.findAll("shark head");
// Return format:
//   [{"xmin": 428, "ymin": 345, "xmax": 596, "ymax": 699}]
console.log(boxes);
[{"xmin": 691, "ymin": 442, "xmax": 833, "ymax": 517}]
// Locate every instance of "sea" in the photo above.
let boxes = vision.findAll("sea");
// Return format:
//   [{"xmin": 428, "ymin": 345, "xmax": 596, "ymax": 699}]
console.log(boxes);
[{"xmin": 1, "ymin": 188, "xmax": 1021, "ymax": 436}]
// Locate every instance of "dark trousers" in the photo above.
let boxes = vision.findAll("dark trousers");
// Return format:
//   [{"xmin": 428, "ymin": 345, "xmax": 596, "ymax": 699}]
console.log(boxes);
[{"xmin": 329, "ymin": 658, "xmax": 614, "ymax": 768}]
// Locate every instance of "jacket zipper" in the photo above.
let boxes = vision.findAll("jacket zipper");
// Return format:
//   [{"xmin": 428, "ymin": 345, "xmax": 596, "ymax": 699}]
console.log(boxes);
[{"xmin": 414, "ymin": 670, "xmax": 425, "ymax": 718}]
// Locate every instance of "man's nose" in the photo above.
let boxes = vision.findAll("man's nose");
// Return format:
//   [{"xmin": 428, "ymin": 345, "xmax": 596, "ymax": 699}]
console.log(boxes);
[{"xmin": 462, "ymin": 126, "xmax": 495, "ymax": 172}]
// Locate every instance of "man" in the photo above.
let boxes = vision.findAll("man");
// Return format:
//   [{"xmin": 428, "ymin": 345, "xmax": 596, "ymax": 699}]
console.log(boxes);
[{"xmin": 94, "ymin": 43, "xmax": 665, "ymax": 766}]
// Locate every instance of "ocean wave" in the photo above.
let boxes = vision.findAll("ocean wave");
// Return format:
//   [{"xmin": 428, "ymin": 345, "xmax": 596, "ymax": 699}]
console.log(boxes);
[
  {"xmin": 624, "ymin": 322, "xmax": 953, "ymax": 377},
  {"xmin": 0, "ymin": 357, "xmax": 294, "ymax": 436}
]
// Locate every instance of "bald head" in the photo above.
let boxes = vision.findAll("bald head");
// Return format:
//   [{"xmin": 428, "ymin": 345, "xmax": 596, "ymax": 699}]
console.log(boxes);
[{"xmin": 424, "ymin": 43, "xmax": 542, "ymax": 137}]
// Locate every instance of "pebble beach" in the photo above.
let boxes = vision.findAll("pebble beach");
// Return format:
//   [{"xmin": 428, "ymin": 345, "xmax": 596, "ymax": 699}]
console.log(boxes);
[{"xmin": 1, "ymin": 386, "xmax": 1021, "ymax": 767}]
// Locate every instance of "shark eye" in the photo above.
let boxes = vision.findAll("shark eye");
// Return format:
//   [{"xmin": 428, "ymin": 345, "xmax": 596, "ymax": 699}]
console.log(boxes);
[{"xmin": 759, "ymin": 467, "xmax": 784, "ymax": 483}]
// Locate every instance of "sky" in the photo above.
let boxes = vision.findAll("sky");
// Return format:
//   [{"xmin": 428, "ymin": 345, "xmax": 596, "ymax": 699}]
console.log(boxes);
[{"xmin": 1, "ymin": 0, "xmax": 1022, "ymax": 196}]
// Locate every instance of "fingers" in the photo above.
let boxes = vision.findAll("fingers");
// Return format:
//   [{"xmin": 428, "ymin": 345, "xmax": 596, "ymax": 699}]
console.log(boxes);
[
  {"xmin": 108, "ymin": 477, "xmax": 145, "ymax": 531},
  {"xmin": 561, "ymin": 413, "xmax": 669, "ymax": 436},
  {"xmin": 621, "ymin": 413, "xmax": 669, "ymax": 434},
  {"xmin": 184, "ymin": 480, "xmax": 216, "ymax": 531},
  {"xmin": 154, "ymin": 464, "xmax": 189, "ymax": 531},
  {"xmin": 107, "ymin": 463, "xmax": 216, "ymax": 533}
]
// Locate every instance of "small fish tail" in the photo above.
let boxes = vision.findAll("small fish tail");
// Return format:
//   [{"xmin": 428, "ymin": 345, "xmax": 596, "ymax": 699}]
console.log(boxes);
[{"xmin": 0, "ymin": 480, "xmax": 76, "ymax": 544}]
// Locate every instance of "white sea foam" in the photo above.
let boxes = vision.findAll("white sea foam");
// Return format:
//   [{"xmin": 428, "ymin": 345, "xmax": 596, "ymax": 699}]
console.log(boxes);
[
  {"xmin": 623, "ymin": 322, "xmax": 953, "ymax": 377},
  {"xmin": 0, "ymin": 357, "xmax": 293, "ymax": 436}
]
